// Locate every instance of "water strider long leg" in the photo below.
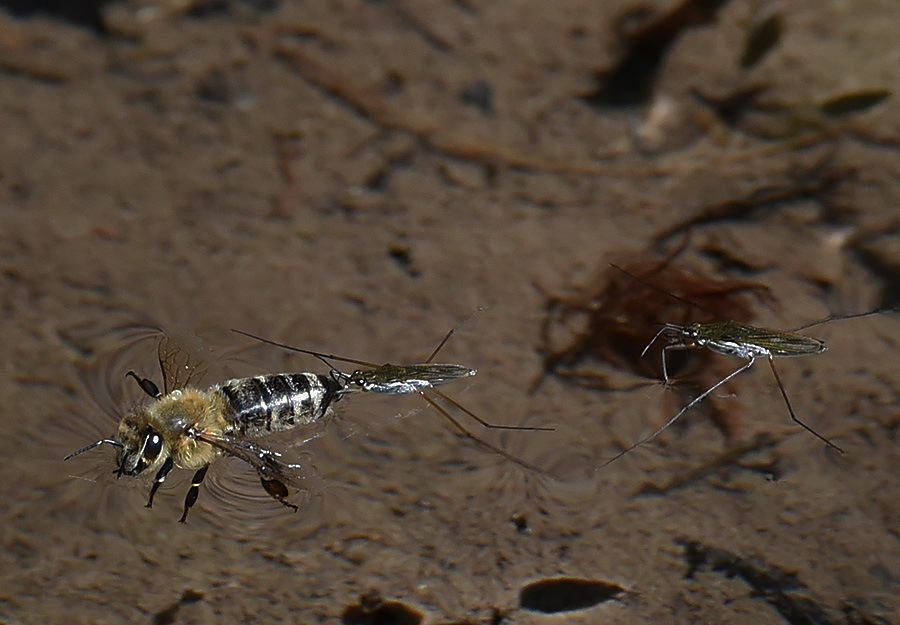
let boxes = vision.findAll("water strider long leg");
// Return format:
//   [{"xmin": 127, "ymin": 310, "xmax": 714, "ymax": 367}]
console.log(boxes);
[
  {"xmin": 179, "ymin": 465, "xmax": 210, "ymax": 523},
  {"xmin": 598, "ymin": 358, "xmax": 757, "ymax": 470},
  {"xmin": 425, "ymin": 326, "xmax": 456, "ymax": 364},
  {"xmin": 766, "ymin": 355, "xmax": 843, "ymax": 453},
  {"xmin": 429, "ymin": 387, "xmax": 555, "ymax": 432},
  {"xmin": 417, "ymin": 391, "xmax": 550, "ymax": 476},
  {"xmin": 424, "ymin": 307, "xmax": 485, "ymax": 363}
]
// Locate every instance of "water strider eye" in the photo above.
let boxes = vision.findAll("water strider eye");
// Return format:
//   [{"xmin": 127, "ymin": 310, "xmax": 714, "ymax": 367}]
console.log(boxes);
[{"xmin": 143, "ymin": 429, "xmax": 163, "ymax": 461}]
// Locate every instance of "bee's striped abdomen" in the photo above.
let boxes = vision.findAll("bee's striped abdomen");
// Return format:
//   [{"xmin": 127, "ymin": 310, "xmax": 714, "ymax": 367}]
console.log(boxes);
[{"xmin": 218, "ymin": 373, "xmax": 342, "ymax": 436}]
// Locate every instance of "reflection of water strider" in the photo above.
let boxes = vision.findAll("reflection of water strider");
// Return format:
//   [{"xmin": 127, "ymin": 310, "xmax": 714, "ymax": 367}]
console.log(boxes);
[{"xmin": 65, "ymin": 326, "xmax": 551, "ymax": 522}]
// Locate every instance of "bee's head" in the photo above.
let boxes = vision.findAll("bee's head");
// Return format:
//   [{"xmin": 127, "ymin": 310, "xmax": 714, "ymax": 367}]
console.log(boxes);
[{"xmin": 115, "ymin": 412, "xmax": 168, "ymax": 478}]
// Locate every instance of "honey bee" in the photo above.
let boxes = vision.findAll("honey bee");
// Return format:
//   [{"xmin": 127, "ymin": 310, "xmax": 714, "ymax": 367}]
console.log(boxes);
[{"xmin": 65, "ymin": 336, "xmax": 345, "ymax": 523}]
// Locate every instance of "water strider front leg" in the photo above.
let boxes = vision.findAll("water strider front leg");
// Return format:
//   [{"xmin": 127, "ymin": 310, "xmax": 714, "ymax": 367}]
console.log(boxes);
[
  {"xmin": 660, "ymin": 343, "xmax": 693, "ymax": 385},
  {"xmin": 766, "ymin": 355, "xmax": 844, "ymax": 453},
  {"xmin": 179, "ymin": 465, "xmax": 209, "ymax": 523}
]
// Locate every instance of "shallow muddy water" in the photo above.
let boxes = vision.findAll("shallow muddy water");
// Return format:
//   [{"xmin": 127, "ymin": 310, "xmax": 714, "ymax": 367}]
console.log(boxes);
[{"xmin": 2, "ymin": 1, "xmax": 900, "ymax": 623}]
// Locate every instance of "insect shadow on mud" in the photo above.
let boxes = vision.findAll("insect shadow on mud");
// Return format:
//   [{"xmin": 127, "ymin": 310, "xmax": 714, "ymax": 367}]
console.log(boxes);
[
  {"xmin": 231, "ymin": 322, "xmax": 556, "ymax": 474},
  {"xmin": 597, "ymin": 266, "xmax": 897, "ymax": 469},
  {"xmin": 65, "ymin": 334, "xmax": 342, "ymax": 522}
]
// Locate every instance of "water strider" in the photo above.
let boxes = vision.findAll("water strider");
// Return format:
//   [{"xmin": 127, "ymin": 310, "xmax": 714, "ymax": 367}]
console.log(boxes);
[
  {"xmin": 598, "ymin": 265, "xmax": 897, "ymax": 469},
  {"xmin": 232, "ymin": 325, "xmax": 555, "ymax": 471}
]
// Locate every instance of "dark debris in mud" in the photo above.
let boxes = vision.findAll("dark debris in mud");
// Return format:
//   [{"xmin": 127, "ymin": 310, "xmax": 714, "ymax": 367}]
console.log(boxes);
[{"xmin": 519, "ymin": 577, "xmax": 625, "ymax": 614}]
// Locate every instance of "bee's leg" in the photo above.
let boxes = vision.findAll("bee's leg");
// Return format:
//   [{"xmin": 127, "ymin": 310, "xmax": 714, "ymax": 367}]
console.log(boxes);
[
  {"xmin": 146, "ymin": 456, "xmax": 174, "ymax": 508},
  {"xmin": 260, "ymin": 477, "xmax": 299, "ymax": 513},
  {"xmin": 179, "ymin": 465, "xmax": 209, "ymax": 523},
  {"xmin": 125, "ymin": 371, "xmax": 161, "ymax": 399}
]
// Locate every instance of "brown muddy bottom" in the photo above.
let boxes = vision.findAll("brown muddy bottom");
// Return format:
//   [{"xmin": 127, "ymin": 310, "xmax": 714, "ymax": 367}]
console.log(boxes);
[{"xmin": 2, "ymin": 1, "xmax": 900, "ymax": 623}]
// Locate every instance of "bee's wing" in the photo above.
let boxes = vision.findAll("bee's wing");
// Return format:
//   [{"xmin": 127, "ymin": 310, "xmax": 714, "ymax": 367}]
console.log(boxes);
[
  {"xmin": 157, "ymin": 335, "xmax": 210, "ymax": 394},
  {"xmin": 192, "ymin": 429, "xmax": 310, "ymax": 490}
]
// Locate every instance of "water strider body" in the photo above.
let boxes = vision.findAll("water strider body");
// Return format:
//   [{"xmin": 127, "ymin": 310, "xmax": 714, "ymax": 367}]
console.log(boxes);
[
  {"xmin": 651, "ymin": 320, "xmax": 827, "ymax": 383},
  {"xmin": 338, "ymin": 362, "xmax": 477, "ymax": 395},
  {"xmin": 598, "ymin": 268, "xmax": 898, "ymax": 469},
  {"xmin": 597, "ymin": 319, "xmax": 837, "ymax": 469},
  {"xmin": 65, "ymin": 338, "xmax": 346, "ymax": 522}
]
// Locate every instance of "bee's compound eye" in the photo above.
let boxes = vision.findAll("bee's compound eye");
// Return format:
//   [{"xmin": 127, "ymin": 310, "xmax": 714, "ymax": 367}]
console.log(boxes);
[{"xmin": 143, "ymin": 429, "xmax": 163, "ymax": 461}]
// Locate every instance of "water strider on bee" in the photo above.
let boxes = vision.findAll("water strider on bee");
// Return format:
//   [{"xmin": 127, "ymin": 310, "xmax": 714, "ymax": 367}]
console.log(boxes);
[
  {"xmin": 597, "ymin": 265, "xmax": 898, "ymax": 469},
  {"xmin": 231, "ymin": 326, "xmax": 555, "ymax": 471},
  {"xmin": 65, "ymin": 337, "xmax": 345, "ymax": 522}
]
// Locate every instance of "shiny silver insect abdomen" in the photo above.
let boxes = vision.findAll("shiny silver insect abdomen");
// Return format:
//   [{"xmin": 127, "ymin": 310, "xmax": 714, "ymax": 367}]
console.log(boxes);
[{"xmin": 216, "ymin": 373, "xmax": 344, "ymax": 437}]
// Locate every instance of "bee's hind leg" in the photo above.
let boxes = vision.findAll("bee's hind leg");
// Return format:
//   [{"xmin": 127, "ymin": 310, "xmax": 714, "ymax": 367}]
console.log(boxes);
[
  {"xmin": 179, "ymin": 465, "xmax": 210, "ymax": 523},
  {"xmin": 260, "ymin": 477, "xmax": 299, "ymax": 513}
]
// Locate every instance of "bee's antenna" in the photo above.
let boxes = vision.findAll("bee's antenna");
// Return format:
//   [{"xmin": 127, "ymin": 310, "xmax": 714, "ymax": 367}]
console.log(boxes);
[{"xmin": 63, "ymin": 439, "xmax": 123, "ymax": 461}]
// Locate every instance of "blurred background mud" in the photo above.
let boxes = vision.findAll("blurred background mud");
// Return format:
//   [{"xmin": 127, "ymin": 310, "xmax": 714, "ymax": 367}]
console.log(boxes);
[{"xmin": 2, "ymin": 1, "xmax": 900, "ymax": 623}]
